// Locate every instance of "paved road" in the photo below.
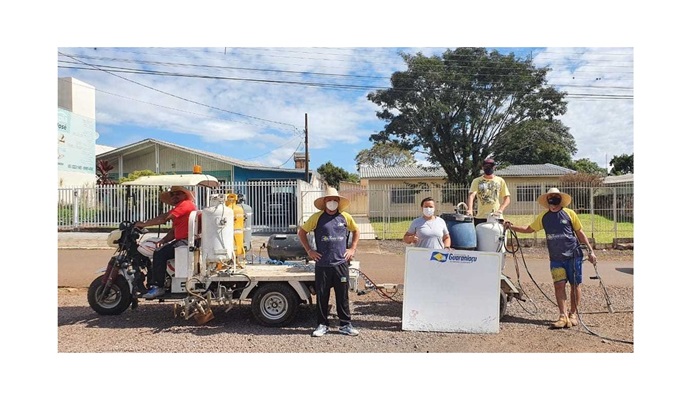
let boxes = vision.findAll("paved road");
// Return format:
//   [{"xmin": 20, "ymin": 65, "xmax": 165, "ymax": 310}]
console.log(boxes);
[{"xmin": 57, "ymin": 233, "xmax": 633, "ymax": 289}]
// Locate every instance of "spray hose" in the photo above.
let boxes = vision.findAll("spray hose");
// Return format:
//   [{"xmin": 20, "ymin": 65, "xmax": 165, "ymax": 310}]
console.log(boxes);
[
  {"xmin": 504, "ymin": 227, "xmax": 633, "ymax": 345},
  {"xmin": 505, "ymin": 229, "xmax": 551, "ymax": 313},
  {"xmin": 351, "ymin": 267, "xmax": 402, "ymax": 303}
]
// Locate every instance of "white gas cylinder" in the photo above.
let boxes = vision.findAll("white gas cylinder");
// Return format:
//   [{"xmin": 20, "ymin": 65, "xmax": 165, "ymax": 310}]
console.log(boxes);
[
  {"xmin": 200, "ymin": 201, "xmax": 235, "ymax": 263},
  {"xmin": 476, "ymin": 214, "xmax": 506, "ymax": 271},
  {"xmin": 476, "ymin": 214, "xmax": 505, "ymax": 253}
]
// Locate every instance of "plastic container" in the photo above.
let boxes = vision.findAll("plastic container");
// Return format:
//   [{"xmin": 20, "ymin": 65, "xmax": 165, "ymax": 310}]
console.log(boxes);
[{"xmin": 441, "ymin": 213, "xmax": 477, "ymax": 250}]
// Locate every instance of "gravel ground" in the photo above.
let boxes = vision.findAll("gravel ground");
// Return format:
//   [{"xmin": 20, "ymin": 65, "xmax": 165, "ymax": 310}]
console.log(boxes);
[
  {"xmin": 58, "ymin": 241, "xmax": 633, "ymax": 354},
  {"xmin": 58, "ymin": 283, "xmax": 633, "ymax": 353}
]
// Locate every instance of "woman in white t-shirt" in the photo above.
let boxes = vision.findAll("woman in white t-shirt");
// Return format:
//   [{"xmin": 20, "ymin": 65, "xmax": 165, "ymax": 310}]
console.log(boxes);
[{"xmin": 403, "ymin": 197, "xmax": 451, "ymax": 249}]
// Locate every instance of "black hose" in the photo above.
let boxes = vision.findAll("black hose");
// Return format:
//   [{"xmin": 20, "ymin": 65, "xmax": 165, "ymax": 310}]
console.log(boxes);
[
  {"xmin": 351, "ymin": 268, "xmax": 402, "ymax": 303},
  {"xmin": 504, "ymin": 227, "xmax": 633, "ymax": 345}
]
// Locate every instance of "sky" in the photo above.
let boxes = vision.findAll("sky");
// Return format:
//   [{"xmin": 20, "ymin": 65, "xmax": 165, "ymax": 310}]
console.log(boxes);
[{"xmin": 57, "ymin": 46, "xmax": 633, "ymax": 174}]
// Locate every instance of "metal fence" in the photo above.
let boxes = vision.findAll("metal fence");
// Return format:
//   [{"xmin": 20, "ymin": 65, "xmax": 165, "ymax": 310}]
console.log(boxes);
[
  {"xmin": 349, "ymin": 181, "xmax": 633, "ymax": 246},
  {"xmin": 58, "ymin": 181, "xmax": 307, "ymax": 234},
  {"xmin": 58, "ymin": 180, "xmax": 633, "ymax": 245}
]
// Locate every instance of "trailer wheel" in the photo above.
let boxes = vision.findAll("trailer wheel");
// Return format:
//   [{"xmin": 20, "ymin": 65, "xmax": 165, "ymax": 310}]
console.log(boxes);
[
  {"xmin": 251, "ymin": 283, "xmax": 300, "ymax": 327},
  {"xmin": 88, "ymin": 275, "xmax": 132, "ymax": 315},
  {"xmin": 499, "ymin": 289, "xmax": 508, "ymax": 321}
]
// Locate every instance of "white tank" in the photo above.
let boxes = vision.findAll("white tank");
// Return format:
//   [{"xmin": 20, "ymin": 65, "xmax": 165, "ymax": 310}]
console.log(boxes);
[
  {"xmin": 200, "ymin": 201, "xmax": 235, "ymax": 263},
  {"xmin": 476, "ymin": 214, "xmax": 505, "ymax": 253},
  {"xmin": 476, "ymin": 214, "xmax": 506, "ymax": 270},
  {"xmin": 137, "ymin": 237, "xmax": 160, "ymax": 258}
]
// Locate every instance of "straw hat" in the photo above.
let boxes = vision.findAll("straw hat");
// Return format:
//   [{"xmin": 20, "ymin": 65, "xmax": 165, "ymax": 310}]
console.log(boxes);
[
  {"xmin": 537, "ymin": 187, "xmax": 572, "ymax": 208},
  {"xmin": 313, "ymin": 187, "xmax": 350, "ymax": 212},
  {"xmin": 159, "ymin": 186, "xmax": 195, "ymax": 205}
]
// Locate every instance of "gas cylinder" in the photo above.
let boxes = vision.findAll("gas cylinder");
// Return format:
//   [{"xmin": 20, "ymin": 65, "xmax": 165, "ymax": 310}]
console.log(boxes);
[
  {"xmin": 226, "ymin": 194, "xmax": 246, "ymax": 257},
  {"xmin": 475, "ymin": 213, "xmax": 505, "ymax": 253},
  {"xmin": 237, "ymin": 195, "xmax": 253, "ymax": 252},
  {"xmin": 476, "ymin": 213, "xmax": 506, "ymax": 270},
  {"xmin": 441, "ymin": 211, "xmax": 477, "ymax": 250},
  {"xmin": 201, "ymin": 195, "xmax": 234, "ymax": 263}
]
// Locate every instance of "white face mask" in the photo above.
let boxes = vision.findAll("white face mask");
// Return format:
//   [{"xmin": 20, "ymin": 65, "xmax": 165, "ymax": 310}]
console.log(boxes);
[
  {"xmin": 326, "ymin": 200, "xmax": 339, "ymax": 211},
  {"xmin": 422, "ymin": 207, "xmax": 435, "ymax": 217}
]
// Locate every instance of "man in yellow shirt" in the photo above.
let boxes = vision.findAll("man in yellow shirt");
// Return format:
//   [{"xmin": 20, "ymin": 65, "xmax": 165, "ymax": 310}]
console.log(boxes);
[{"xmin": 467, "ymin": 158, "xmax": 511, "ymax": 225}]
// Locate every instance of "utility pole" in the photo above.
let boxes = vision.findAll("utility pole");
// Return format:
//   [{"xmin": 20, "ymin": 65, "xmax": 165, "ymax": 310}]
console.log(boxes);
[{"xmin": 305, "ymin": 113, "xmax": 309, "ymax": 182}]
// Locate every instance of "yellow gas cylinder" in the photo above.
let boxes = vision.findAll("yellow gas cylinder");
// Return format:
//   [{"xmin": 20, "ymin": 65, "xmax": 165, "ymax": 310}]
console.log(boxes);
[{"xmin": 226, "ymin": 194, "xmax": 246, "ymax": 257}]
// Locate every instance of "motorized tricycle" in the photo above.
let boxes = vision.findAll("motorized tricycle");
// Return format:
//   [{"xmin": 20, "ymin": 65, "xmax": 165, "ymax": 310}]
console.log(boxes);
[{"xmin": 87, "ymin": 171, "xmax": 341, "ymax": 326}]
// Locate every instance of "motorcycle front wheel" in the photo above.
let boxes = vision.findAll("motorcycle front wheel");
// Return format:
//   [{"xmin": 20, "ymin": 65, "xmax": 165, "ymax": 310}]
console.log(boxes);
[{"xmin": 87, "ymin": 275, "xmax": 132, "ymax": 315}]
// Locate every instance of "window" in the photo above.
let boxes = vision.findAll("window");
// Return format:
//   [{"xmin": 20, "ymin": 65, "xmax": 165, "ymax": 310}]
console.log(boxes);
[
  {"xmin": 391, "ymin": 188, "xmax": 416, "ymax": 204},
  {"xmin": 517, "ymin": 185, "xmax": 540, "ymax": 202}
]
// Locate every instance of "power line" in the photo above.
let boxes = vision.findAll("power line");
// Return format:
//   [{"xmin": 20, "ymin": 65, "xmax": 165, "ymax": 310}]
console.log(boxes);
[
  {"xmin": 58, "ymin": 51, "xmax": 303, "ymax": 134},
  {"xmin": 58, "ymin": 61, "xmax": 633, "ymax": 100},
  {"xmin": 60, "ymin": 47, "xmax": 634, "ymax": 85}
]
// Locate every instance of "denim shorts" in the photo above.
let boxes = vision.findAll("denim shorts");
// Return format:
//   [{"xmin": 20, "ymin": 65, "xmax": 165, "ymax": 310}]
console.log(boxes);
[{"xmin": 550, "ymin": 257, "xmax": 583, "ymax": 285}]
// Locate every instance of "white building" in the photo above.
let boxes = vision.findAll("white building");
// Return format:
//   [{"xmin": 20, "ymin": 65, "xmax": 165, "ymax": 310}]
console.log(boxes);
[{"xmin": 57, "ymin": 77, "xmax": 99, "ymax": 188}]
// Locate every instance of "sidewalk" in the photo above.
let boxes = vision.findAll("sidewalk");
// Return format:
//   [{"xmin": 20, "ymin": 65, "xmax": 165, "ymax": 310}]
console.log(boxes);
[{"xmin": 58, "ymin": 231, "xmax": 272, "ymax": 250}]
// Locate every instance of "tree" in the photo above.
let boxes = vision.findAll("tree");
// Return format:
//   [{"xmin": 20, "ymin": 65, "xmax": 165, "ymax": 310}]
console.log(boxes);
[
  {"xmin": 354, "ymin": 142, "xmax": 417, "ymax": 170},
  {"xmin": 368, "ymin": 47, "xmax": 567, "ymax": 186},
  {"xmin": 571, "ymin": 158, "xmax": 607, "ymax": 175},
  {"xmin": 316, "ymin": 162, "xmax": 358, "ymax": 188},
  {"xmin": 492, "ymin": 119, "xmax": 576, "ymax": 166},
  {"xmin": 609, "ymin": 153, "xmax": 633, "ymax": 175}
]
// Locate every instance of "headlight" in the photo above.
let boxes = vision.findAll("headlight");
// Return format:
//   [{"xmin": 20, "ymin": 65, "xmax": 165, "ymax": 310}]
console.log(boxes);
[{"xmin": 107, "ymin": 229, "xmax": 121, "ymax": 248}]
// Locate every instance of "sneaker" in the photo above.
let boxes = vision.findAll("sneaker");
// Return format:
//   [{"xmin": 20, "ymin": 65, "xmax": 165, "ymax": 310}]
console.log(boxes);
[
  {"xmin": 568, "ymin": 312, "xmax": 579, "ymax": 326},
  {"xmin": 550, "ymin": 314, "xmax": 572, "ymax": 329},
  {"xmin": 339, "ymin": 323, "xmax": 359, "ymax": 336},
  {"xmin": 312, "ymin": 324, "xmax": 328, "ymax": 337},
  {"xmin": 143, "ymin": 286, "xmax": 165, "ymax": 300}
]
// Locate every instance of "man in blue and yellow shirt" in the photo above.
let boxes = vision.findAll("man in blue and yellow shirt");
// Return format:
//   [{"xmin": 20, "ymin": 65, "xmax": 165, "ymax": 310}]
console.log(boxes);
[
  {"xmin": 298, "ymin": 187, "xmax": 360, "ymax": 337},
  {"xmin": 505, "ymin": 188, "xmax": 597, "ymax": 330}
]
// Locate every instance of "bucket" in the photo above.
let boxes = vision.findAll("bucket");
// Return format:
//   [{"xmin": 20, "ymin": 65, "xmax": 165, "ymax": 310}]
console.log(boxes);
[{"xmin": 441, "ymin": 213, "xmax": 477, "ymax": 250}]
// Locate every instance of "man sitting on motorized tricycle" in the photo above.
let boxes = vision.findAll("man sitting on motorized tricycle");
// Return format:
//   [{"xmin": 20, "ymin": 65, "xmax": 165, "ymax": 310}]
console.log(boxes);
[{"xmin": 135, "ymin": 186, "xmax": 197, "ymax": 299}]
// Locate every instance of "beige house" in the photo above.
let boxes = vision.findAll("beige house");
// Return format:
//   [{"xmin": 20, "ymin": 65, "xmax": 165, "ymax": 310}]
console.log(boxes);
[{"xmin": 342, "ymin": 164, "xmax": 576, "ymax": 219}]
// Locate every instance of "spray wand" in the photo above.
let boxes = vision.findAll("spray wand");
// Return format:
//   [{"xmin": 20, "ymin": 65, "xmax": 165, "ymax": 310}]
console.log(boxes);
[{"xmin": 589, "ymin": 260, "xmax": 614, "ymax": 313}]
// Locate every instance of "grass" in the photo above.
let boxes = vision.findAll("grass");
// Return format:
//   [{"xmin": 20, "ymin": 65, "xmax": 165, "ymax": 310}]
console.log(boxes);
[{"xmin": 370, "ymin": 214, "xmax": 633, "ymax": 245}]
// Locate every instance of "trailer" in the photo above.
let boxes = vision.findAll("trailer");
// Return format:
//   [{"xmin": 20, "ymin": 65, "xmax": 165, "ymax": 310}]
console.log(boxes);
[{"xmin": 87, "ymin": 169, "xmax": 360, "ymax": 327}]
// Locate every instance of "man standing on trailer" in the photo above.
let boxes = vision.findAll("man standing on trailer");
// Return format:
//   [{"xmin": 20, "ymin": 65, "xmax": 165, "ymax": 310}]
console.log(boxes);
[
  {"xmin": 298, "ymin": 187, "xmax": 360, "ymax": 337},
  {"xmin": 135, "ymin": 186, "xmax": 197, "ymax": 299},
  {"xmin": 504, "ymin": 188, "xmax": 597, "ymax": 329},
  {"xmin": 466, "ymin": 158, "xmax": 511, "ymax": 225}
]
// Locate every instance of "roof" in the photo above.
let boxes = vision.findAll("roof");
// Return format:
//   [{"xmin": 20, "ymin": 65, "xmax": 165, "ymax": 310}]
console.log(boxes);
[
  {"xmin": 122, "ymin": 173, "xmax": 220, "ymax": 188},
  {"xmin": 359, "ymin": 163, "xmax": 575, "ymax": 179},
  {"xmin": 97, "ymin": 138, "xmax": 305, "ymax": 173},
  {"xmin": 496, "ymin": 163, "xmax": 576, "ymax": 177},
  {"xmin": 360, "ymin": 166, "xmax": 447, "ymax": 179},
  {"xmin": 603, "ymin": 173, "xmax": 634, "ymax": 184}
]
